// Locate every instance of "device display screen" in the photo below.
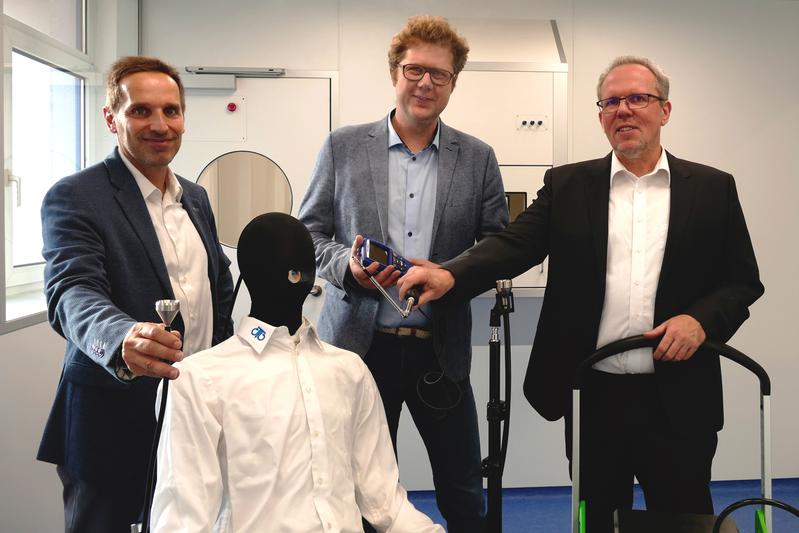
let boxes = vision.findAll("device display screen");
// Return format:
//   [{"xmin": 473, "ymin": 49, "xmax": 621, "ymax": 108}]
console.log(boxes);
[{"xmin": 366, "ymin": 242, "xmax": 389, "ymax": 265}]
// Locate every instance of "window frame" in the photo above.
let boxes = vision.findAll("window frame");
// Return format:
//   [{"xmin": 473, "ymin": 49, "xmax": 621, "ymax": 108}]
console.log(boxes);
[{"xmin": 1, "ymin": 14, "xmax": 93, "ymax": 334}]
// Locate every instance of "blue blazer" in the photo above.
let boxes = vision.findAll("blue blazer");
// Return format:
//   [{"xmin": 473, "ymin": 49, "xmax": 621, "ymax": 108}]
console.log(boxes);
[
  {"xmin": 36, "ymin": 148, "xmax": 234, "ymax": 481},
  {"xmin": 298, "ymin": 116, "xmax": 508, "ymax": 381}
]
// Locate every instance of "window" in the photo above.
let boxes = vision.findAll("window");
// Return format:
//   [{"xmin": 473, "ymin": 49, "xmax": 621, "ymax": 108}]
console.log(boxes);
[
  {"xmin": 1, "ymin": 15, "xmax": 91, "ymax": 333},
  {"xmin": 3, "ymin": 0, "xmax": 85, "ymax": 52}
]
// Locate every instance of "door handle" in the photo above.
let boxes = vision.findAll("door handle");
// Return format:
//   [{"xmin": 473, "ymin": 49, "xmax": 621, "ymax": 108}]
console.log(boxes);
[{"xmin": 4, "ymin": 169, "xmax": 21, "ymax": 207}]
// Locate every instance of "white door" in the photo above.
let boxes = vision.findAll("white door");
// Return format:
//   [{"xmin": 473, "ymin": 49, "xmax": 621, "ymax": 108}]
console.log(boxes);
[{"xmin": 173, "ymin": 76, "xmax": 332, "ymax": 326}]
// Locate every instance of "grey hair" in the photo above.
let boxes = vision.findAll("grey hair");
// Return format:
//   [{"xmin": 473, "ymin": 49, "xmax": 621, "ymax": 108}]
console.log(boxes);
[{"xmin": 596, "ymin": 55, "xmax": 670, "ymax": 100}]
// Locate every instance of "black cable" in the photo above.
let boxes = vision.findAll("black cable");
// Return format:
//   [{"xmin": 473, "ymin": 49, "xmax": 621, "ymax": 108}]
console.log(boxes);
[
  {"xmin": 231, "ymin": 273, "xmax": 243, "ymax": 307},
  {"xmin": 713, "ymin": 497, "xmax": 799, "ymax": 533},
  {"xmin": 140, "ymin": 318, "xmax": 180, "ymax": 532},
  {"xmin": 415, "ymin": 370, "xmax": 462, "ymax": 411},
  {"xmin": 140, "ymin": 376, "xmax": 169, "ymax": 532},
  {"xmin": 499, "ymin": 310, "xmax": 512, "ymax": 472}
]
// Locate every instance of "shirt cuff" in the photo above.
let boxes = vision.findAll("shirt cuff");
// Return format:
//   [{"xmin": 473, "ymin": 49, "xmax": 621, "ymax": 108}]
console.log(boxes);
[{"xmin": 113, "ymin": 347, "xmax": 137, "ymax": 382}]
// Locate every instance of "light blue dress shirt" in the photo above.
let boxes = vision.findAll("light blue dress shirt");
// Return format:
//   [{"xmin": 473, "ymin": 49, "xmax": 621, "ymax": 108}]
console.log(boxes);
[{"xmin": 375, "ymin": 113, "xmax": 438, "ymax": 328}]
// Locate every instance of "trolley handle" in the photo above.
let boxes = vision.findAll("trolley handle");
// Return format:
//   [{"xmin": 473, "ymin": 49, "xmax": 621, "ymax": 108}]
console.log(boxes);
[{"xmin": 573, "ymin": 335, "xmax": 771, "ymax": 396}]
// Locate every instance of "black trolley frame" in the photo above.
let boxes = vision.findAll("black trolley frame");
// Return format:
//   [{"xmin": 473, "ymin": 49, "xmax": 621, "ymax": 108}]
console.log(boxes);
[{"xmin": 570, "ymin": 335, "xmax": 772, "ymax": 533}]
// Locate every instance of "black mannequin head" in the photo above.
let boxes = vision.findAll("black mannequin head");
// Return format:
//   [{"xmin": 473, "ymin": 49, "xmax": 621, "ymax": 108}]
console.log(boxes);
[{"xmin": 237, "ymin": 213, "xmax": 315, "ymax": 334}]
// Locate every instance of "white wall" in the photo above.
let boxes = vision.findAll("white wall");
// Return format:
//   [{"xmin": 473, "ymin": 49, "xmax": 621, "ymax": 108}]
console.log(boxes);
[
  {"xmin": 3, "ymin": 0, "xmax": 798, "ymax": 530},
  {"xmin": 0, "ymin": 325, "xmax": 65, "ymax": 532}
]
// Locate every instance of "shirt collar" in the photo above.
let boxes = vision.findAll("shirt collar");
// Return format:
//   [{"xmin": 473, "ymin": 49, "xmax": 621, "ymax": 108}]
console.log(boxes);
[
  {"xmin": 387, "ymin": 111, "xmax": 440, "ymax": 151},
  {"xmin": 610, "ymin": 147, "xmax": 671, "ymax": 187},
  {"xmin": 118, "ymin": 148, "xmax": 182, "ymax": 202},
  {"xmin": 237, "ymin": 316, "xmax": 324, "ymax": 354}
]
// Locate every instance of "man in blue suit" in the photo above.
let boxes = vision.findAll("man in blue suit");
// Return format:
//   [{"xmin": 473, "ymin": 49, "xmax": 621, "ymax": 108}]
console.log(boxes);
[
  {"xmin": 37, "ymin": 56, "xmax": 234, "ymax": 532},
  {"xmin": 298, "ymin": 16, "xmax": 508, "ymax": 532}
]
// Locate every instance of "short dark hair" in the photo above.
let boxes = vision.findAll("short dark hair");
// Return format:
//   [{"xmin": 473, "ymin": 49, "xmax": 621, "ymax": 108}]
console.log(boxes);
[
  {"xmin": 388, "ymin": 15, "xmax": 469, "ymax": 84},
  {"xmin": 106, "ymin": 56, "xmax": 185, "ymax": 112}
]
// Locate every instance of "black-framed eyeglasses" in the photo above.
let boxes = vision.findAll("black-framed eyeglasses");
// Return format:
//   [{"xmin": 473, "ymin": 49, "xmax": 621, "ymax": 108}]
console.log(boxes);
[
  {"xmin": 596, "ymin": 93, "xmax": 665, "ymax": 114},
  {"xmin": 400, "ymin": 64, "xmax": 455, "ymax": 86}
]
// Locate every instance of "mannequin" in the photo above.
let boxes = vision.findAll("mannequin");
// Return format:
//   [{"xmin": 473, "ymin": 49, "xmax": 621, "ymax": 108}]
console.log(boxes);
[
  {"xmin": 151, "ymin": 213, "xmax": 443, "ymax": 533},
  {"xmin": 236, "ymin": 212, "xmax": 315, "ymax": 334}
]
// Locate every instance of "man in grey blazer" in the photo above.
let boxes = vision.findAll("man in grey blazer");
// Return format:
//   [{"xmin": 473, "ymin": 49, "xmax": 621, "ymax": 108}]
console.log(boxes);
[
  {"xmin": 37, "ymin": 56, "xmax": 234, "ymax": 532},
  {"xmin": 298, "ymin": 16, "xmax": 508, "ymax": 533}
]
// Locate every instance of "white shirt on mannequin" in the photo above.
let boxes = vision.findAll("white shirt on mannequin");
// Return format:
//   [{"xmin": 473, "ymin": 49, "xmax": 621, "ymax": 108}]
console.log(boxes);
[{"xmin": 152, "ymin": 316, "xmax": 443, "ymax": 533}]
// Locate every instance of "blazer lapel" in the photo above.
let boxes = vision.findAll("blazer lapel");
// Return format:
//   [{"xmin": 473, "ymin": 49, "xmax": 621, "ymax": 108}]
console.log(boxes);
[
  {"xmin": 658, "ymin": 152, "xmax": 696, "ymax": 289},
  {"xmin": 431, "ymin": 122, "xmax": 458, "ymax": 241},
  {"xmin": 180, "ymin": 186, "xmax": 217, "ymax": 283},
  {"xmin": 105, "ymin": 149, "xmax": 174, "ymax": 298},
  {"xmin": 366, "ymin": 119, "xmax": 390, "ymax": 240},
  {"xmin": 585, "ymin": 154, "xmax": 612, "ymax": 286}
]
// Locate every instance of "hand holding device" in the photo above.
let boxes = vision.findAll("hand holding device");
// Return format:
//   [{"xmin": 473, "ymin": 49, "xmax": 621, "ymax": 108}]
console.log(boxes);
[
  {"xmin": 120, "ymin": 300, "xmax": 183, "ymax": 379},
  {"xmin": 398, "ymin": 265, "xmax": 456, "ymax": 307},
  {"xmin": 348, "ymin": 235, "xmax": 401, "ymax": 290},
  {"xmin": 349, "ymin": 235, "xmax": 428, "ymax": 318}
]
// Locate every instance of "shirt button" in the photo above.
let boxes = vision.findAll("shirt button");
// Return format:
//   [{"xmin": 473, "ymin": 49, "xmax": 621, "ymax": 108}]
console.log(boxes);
[
  {"xmin": 305, "ymin": 387, "xmax": 311, "ymax": 393},
  {"xmin": 409, "ymin": 193, "xmax": 414, "ymax": 198},
  {"xmin": 407, "ymin": 231, "xmax": 413, "ymax": 237},
  {"xmin": 412, "ymin": 156, "xmax": 417, "ymax": 161}
]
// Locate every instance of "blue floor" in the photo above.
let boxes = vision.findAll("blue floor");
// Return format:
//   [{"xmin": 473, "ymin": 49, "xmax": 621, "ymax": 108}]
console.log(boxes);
[{"xmin": 408, "ymin": 478, "xmax": 799, "ymax": 532}]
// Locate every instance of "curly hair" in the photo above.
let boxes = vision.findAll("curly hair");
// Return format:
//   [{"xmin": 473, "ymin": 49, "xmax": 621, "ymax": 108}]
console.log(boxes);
[{"xmin": 388, "ymin": 15, "xmax": 469, "ymax": 84}]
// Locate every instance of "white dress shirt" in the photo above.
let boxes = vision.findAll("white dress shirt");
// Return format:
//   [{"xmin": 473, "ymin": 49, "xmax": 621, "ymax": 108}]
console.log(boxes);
[
  {"xmin": 152, "ymin": 316, "xmax": 443, "ymax": 533},
  {"xmin": 120, "ymin": 151, "xmax": 213, "ymax": 356},
  {"xmin": 377, "ymin": 113, "xmax": 438, "ymax": 328},
  {"xmin": 593, "ymin": 149, "xmax": 670, "ymax": 374}
]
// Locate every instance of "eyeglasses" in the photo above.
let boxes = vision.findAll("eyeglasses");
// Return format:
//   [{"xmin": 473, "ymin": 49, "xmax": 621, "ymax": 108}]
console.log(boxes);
[
  {"xmin": 596, "ymin": 93, "xmax": 665, "ymax": 114},
  {"xmin": 400, "ymin": 64, "xmax": 455, "ymax": 86}
]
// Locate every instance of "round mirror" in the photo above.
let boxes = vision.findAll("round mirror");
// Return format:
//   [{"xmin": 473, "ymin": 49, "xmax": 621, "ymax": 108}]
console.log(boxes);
[{"xmin": 196, "ymin": 150, "xmax": 292, "ymax": 247}]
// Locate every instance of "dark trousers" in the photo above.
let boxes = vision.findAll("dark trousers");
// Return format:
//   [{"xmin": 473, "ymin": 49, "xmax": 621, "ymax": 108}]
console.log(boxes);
[
  {"xmin": 566, "ymin": 370, "xmax": 718, "ymax": 533},
  {"xmin": 364, "ymin": 331, "xmax": 485, "ymax": 533},
  {"xmin": 57, "ymin": 465, "xmax": 144, "ymax": 533}
]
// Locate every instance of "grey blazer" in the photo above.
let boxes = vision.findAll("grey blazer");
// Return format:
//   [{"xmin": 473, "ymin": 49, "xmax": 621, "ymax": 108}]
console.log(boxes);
[{"xmin": 298, "ymin": 115, "xmax": 508, "ymax": 381}]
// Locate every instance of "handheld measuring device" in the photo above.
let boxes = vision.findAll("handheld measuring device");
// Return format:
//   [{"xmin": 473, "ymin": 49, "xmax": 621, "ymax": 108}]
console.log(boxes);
[{"xmin": 359, "ymin": 237, "xmax": 411, "ymax": 275}]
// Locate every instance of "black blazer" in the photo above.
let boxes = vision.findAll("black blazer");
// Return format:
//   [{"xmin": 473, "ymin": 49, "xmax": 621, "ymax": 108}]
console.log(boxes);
[
  {"xmin": 37, "ymin": 149, "xmax": 234, "ymax": 481},
  {"xmin": 446, "ymin": 152, "xmax": 763, "ymax": 432}
]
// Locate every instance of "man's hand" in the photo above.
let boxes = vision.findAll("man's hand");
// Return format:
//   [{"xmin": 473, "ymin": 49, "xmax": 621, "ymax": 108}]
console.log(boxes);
[
  {"xmin": 398, "ymin": 265, "xmax": 455, "ymax": 307},
  {"xmin": 349, "ymin": 234, "xmax": 402, "ymax": 290},
  {"xmin": 644, "ymin": 314, "xmax": 706, "ymax": 362},
  {"xmin": 121, "ymin": 322, "xmax": 184, "ymax": 379}
]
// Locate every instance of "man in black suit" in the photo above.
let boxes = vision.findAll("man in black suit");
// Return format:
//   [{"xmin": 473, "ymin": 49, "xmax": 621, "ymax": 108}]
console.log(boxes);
[
  {"xmin": 399, "ymin": 56, "xmax": 763, "ymax": 532},
  {"xmin": 37, "ymin": 56, "xmax": 234, "ymax": 532}
]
